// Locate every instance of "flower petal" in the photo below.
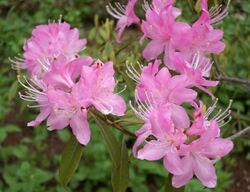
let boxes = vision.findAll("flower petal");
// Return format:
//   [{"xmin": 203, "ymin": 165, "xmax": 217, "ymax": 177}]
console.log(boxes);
[
  {"xmin": 137, "ymin": 140, "xmax": 168, "ymax": 161},
  {"xmin": 70, "ymin": 110, "xmax": 91, "ymax": 145},
  {"xmin": 193, "ymin": 154, "xmax": 217, "ymax": 188},
  {"xmin": 163, "ymin": 149, "xmax": 184, "ymax": 175},
  {"xmin": 143, "ymin": 40, "xmax": 165, "ymax": 61}
]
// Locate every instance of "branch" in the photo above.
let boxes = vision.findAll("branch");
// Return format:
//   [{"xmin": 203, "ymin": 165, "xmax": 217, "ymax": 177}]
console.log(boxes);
[
  {"xmin": 216, "ymin": 75, "xmax": 250, "ymax": 86},
  {"xmin": 89, "ymin": 108, "xmax": 136, "ymax": 138},
  {"xmin": 228, "ymin": 126, "xmax": 250, "ymax": 140}
]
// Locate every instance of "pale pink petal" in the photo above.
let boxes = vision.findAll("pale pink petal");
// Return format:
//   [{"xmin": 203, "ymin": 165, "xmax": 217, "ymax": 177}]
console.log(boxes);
[
  {"xmin": 27, "ymin": 107, "xmax": 50, "ymax": 127},
  {"xmin": 91, "ymin": 93, "xmax": 126, "ymax": 116},
  {"xmin": 143, "ymin": 40, "xmax": 165, "ymax": 61},
  {"xmin": 172, "ymin": 171, "xmax": 193, "ymax": 188},
  {"xmin": 47, "ymin": 112, "xmax": 69, "ymax": 130},
  {"xmin": 172, "ymin": 155, "xmax": 193, "ymax": 188},
  {"xmin": 70, "ymin": 110, "xmax": 91, "ymax": 145},
  {"xmin": 168, "ymin": 104, "xmax": 190, "ymax": 129},
  {"xmin": 133, "ymin": 124, "xmax": 152, "ymax": 157},
  {"xmin": 193, "ymin": 154, "xmax": 217, "ymax": 188},
  {"xmin": 163, "ymin": 149, "xmax": 184, "ymax": 175},
  {"xmin": 202, "ymin": 138, "xmax": 234, "ymax": 158},
  {"xmin": 137, "ymin": 140, "xmax": 168, "ymax": 161}
]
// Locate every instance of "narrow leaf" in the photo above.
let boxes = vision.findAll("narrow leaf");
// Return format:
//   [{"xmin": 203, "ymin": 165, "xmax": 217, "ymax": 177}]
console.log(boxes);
[
  {"xmin": 112, "ymin": 137, "xmax": 129, "ymax": 192},
  {"xmin": 164, "ymin": 175, "xmax": 185, "ymax": 192},
  {"xmin": 59, "ymin": 135, "xmax": 84, "ymax": 186},
  {"xmin": 91, "ymin": 112, "xmax": 129, "ymax": 192},
  {"xmin": 91, "ymin": 113, "xmax": 120, "ymax": 166}
]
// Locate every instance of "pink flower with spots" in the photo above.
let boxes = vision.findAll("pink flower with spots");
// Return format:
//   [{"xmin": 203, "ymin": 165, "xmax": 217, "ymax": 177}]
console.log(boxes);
[{"xmin": 107, "ymin": 0, "xmax": 140, "ymax": 43}]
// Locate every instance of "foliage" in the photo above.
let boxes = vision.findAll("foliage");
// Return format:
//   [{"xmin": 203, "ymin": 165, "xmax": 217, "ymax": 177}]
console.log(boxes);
[{"xmin": 0, "ymin": 0, "xmax": 249, "ymax": 191}]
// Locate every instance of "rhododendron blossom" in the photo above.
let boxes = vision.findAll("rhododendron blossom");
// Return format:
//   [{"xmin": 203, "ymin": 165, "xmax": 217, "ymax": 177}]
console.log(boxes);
[
  {"xmin": 12, "ymin": 21, "xmax": 87, "ymax": 77},
  {"xmin": 12, "ymin": 0, "xmax": 237, "ymax": 190},
  {"xmin": 107, "ymin": 0, "xmax": 140, "ymax": 43}
]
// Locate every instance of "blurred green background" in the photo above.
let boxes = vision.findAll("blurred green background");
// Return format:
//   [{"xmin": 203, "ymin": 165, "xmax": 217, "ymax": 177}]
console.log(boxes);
[{"xmin": 0, "ymin": 0, "xmax": 249, "ymax": 191}]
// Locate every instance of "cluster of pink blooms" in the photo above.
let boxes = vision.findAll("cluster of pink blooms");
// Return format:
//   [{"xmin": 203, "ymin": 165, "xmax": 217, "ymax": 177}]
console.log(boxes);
[
  {"xmin": 13, "ymin": 20, "xmax": 126, "ymax": 145},
  {"xmin": 108, "ymin": 0, "xmax": 233, "ymax": 188}
]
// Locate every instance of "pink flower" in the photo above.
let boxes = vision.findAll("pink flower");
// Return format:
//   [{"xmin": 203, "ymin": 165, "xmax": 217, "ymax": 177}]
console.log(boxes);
[
  {"xmin": 22, "ymin": 21, "xmax": 87, "ymax": 77},
  {"xmin": 168, "ymin": 53, "xmax": 219, "ymax": 97},
  {"xmin": 127, "ymin": 60, "xmax": 197, "ymax": 111},
  {"xmin": 141, "ymin": 4, "xmax": 191, "ymax": 63},
  {"xmin": 136, "ymin": 105, "xmax": 186, "ymax": 175},
  {"xmin": 172, "ymin": 120, "xmax": 233, "ymax": 188},
  {"xmin": 19, "ymin": 59, "xmax": 126, "ymax": 145},
  {"xmin": 47, "ymin": 88, "xmax": 90, "ymax": 145},
  {"xmin": 188, "ymin": 0, "xmax": 226, "ymax": 56},
  {"xmin": 187, "ymin": 99, "xmax": 232, "ymax": 136},
  {"xmin": 77, "ymin": 60, "xmax": 126, "ymax": 116},
  {"xmin": 43, "ymin": 55, "xmax": 93, "ymax": 90},
  {"xmin": 107, "ymin": 0, "xmax": 140, "ymax": 43}
]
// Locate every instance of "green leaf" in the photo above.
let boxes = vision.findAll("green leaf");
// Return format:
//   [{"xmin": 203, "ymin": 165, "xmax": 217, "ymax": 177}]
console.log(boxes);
[
  {"xmin": 59, "ymin": 135, "xmax": 84, "ymax": 186},
  {"xmin": 92, "ymin": 113, "xmax": 120, "ymax": 166},
  {"xmin": 111, "ymin": 137, "xmax": 129, "ymax": 192},
  {"xmin": 164, "ymin": 175, "xmax": 185, "ymax": 192},
  {"xmin": 91, "ymin": 112, "xmax": 129, "ymax": 192}
]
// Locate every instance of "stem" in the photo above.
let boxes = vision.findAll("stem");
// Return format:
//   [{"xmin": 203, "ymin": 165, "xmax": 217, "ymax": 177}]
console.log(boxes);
[
  {"xmin": 216, "ymin": 75, "xmax": 250, "ymax": 86},
  {"xmin": 228, "ymin": 126, "xmax": 250, "ymax": 140},
  {"xmin": 89, "ymin": 108, "xmax": 136, "ymax": 138}
]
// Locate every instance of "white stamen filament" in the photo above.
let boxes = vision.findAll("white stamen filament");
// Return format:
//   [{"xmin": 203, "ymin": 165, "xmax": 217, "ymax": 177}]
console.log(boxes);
[
  {"xmin": 129, "ymin": 100, "xmax": 148, "ymax": 121},
  {"xmin": 9, "ymin": 56, "xmax": 25, "ymax": 69},
  {"xmin": 209, "ymin": 2, "xmax": 229, "ymax": 24},
  {"xmin": 117, "ymin": 85, "xmax": 127, "ymax": 95},
  {"xmin": 142, "ymin": 0, "xmax": 152, "ymax": 11},
  {"xmin": 205, "ymin": 98, "xmax": 233, "ymax": 127},
  {"xmin": 106, "ymin": 3, "xmax": 125, "ymax": 20},
  {"xmin": 126, "ymin": 62, "xmax": 141, "ymax": 83},
  {"xmin": 130, "ymin": 90, "xmax": 155, "ymax": 121},
  {"xmin": 17, "ymin": 76, "xmax": 44, "ymax": 96}
]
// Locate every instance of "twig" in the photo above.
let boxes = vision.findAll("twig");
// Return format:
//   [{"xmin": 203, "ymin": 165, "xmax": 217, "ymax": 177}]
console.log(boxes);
[
  {"xmin": 89, "ymin": 108, "xmax": 136, "ymax": 138},
  {"xmin": 211, "ymin": 54, "xmax": 222, "ymax": 76},
  {"xmin": 228, "ymin": 126, "xmax": 250, "ymax": 140},
  {"xmin": 216, "ymin": 75, "xmax": 250, "ymax": 86}
]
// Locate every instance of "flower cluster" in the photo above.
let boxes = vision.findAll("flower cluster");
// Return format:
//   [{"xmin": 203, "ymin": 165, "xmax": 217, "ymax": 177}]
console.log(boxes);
[
  {"xmin": 108, "ymin": 0, "xmax": 233, "ymax": 188},
  {"xmin": 14, "ymin": 20, "xmax": 126, "ymax": 145}
]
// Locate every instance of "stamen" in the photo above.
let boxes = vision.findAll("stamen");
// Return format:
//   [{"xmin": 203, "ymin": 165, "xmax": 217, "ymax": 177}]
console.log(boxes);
[
  {"xmin": 209, "ymin": 2, "xmax": 229, "ymax": 24},
  {"xmin": 218, "ymin": 116, "xmax": 232, "ymax": 127},
  {"xmin": 9, "ymin": 56, "xmax": 25, "ymax": 70},
  {"xmin": 117, "ymin": 85, "xmax": 127, "ymax": 95},
  {"xmin": 135, "ymin": 93, "xmax": 151, "ymax": 116},
  {"xmin": 126, "ymin": 62, "xmax": 141, "ymax": 83},
  {"xmin": 58, "ymin": 15, "xmax": 63, "ymax": 24},
  {"xmin": 213, "ymin": 100, "xmax": 233, "ymax": 122},
  {"xmin": 204, "ymin": 98, "xmax": 218, "ymax": 118},
  {"xmin": 106, "ymin": 3, "xmax": 125, "ymax": 20},
  {"xmin": 129, "ymin": 100, "xmax": 148, "ymax": 121},
  {"xmin": 142, "ymin": 0, "xmax": 152, "ymax": 11},
  {"xmin": 205, "ymin": 99, "xmax": 233, "ymax": 127}
]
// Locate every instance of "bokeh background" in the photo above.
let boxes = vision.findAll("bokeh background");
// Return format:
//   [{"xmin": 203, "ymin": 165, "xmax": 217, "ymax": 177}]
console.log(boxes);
[{"xmin": 0, "ymin": 0, "xmax": 249, "ymax": 191}]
